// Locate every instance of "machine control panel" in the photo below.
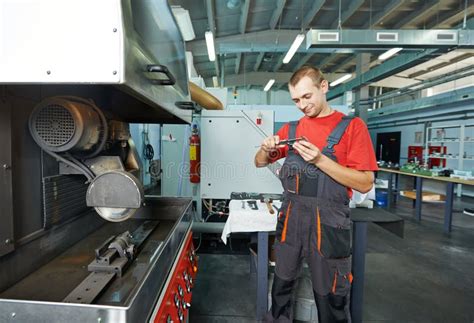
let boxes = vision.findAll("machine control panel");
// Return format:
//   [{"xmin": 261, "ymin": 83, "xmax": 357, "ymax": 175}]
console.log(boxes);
[{"xmin": 152, "ymin": 233, "xmax": 198, "ymax": 323}]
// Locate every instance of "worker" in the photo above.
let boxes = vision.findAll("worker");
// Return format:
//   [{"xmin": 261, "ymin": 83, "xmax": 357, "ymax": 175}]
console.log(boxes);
[{"xmin": 255, "ymin": 65, "xmax": 378, "ymax": 323}]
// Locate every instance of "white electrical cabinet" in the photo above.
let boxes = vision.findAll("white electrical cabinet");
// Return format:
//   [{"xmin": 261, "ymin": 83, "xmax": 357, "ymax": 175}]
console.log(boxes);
[{"xmin": 200, "ymin": 110, "xmax": 283, "ymax": 199}]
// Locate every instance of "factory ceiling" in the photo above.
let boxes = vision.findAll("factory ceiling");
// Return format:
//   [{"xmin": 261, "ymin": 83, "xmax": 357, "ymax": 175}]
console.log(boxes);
[{"xmin": 174, "ymin": 0, "xmax": 474, "ymax": 93}]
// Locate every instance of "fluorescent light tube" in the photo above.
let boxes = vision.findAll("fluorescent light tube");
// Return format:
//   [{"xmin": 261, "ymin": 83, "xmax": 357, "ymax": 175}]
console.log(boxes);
[
  {"xmin": 171, "ymin": 6, "xmax": 196, "ymax": 41},
  {"xmin": 378, "ymin": 47, "xmax": 403, "ymax": 61},
  {"xmin": 205, "ymin": 31, "xmax": 216, "ymax": 62},
  {"xmin": 330, "ymin": 74, "xmax": 352, "ymax": 87},
  {"xmin": 283, "ymin": 34, "xmax": 305, "ymax": 64},
  {"xmin": 264, "ymin": 79, "xmax": 275, "ymax": 91}
]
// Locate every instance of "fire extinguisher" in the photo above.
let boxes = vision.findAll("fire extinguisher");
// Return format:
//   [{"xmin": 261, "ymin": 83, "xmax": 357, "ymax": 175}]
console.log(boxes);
[{"xmin": 189, "ymin": 124, "xmax": 200, "ymax": 183}]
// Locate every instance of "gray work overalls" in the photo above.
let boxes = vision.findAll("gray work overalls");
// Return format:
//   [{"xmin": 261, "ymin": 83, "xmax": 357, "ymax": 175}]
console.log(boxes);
[{"xmin": 268, "ymin": 116, "xmax": 354, "ymax": 323}]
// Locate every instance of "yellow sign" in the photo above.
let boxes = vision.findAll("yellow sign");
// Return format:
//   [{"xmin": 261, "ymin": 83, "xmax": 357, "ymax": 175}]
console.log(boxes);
[{"xmin": 190, "ymin": 145, "xmax": 197, "ymax": 161}]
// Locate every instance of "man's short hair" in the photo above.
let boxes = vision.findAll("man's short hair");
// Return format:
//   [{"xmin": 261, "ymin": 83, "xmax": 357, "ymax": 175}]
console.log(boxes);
[{"xmin": 289, "ymin": 65, "xmax": 326, "ymax": 88}]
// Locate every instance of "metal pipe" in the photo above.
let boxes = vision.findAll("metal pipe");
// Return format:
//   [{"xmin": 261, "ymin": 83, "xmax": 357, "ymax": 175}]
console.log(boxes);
[
  {"xmin": 368, "ymin": 113, "xmax": 472, "ymax": 130},
  {"xmin": 354, "ymin": 65, "xmax": 474, "ymax": 107},
  {"xmin": 192, "ymin": 221, "xmax": 225, "ymax": 233}
]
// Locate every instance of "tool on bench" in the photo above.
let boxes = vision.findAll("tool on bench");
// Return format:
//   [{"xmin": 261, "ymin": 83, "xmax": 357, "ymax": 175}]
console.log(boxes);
[
  {"xmin": 261, "ymin": 197, "xmax": 274, "ymax": 214},
  {"xmin": 247, "ymin": 200, "xmax": 258, "ymax": 210},
  {"xmin": 260, "ymin": 193, "xmax": 283, "ymax": 214}
]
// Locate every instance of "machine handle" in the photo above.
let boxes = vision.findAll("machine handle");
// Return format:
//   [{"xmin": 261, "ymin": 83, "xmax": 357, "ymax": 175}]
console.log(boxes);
[
  {"xmin": 175, "ymin": 101, "xmax": 196, "ymax": 110},
  {"xmin": 175, "ymin": 101, "xmax": 201, "ymax": 113},
  {"xmin": 146, "ymin": 64, "xmax": 176, "ymax": 85}
]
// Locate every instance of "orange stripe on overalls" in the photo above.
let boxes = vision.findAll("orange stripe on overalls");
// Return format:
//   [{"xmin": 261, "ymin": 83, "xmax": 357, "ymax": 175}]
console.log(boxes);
[
  {"xmin": 332, "ymin": 271, "xmax": 337, "ymax": 294},
  {"xmin": 317, "ymin": 207, "xmax": 322, "ymax": 255},
  {"xmin": 295, "ymin": 174, "xmax": 299, "ymax": 194},
  {"xmin": 281, "ymin": 201, "xmax": 292, "ymax": 242},
  {"xmin": 347, "ymin": 273, "xmax": 353, "ymax": 284}
]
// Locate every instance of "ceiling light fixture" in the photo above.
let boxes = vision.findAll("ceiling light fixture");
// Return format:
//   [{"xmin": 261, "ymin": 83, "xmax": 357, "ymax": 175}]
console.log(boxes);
[
  {"xmin": 283, "ymin": 33, "xmax": 305, "ymax": 64},
  {"xmin": 205, "ymin": 31, "xmax": 216, "ymax": 62},
  {"xmin": 171, "ymin": 6, "xmax": 196, "ymax": 41},
  {"xmin": 330, "ymin": 74, "xmax": 352, "ymax": 87},
  {"xmin": 212, "ymin": 76, "xmax": 219, "ymax": 87},
  {"xmin": 378, "ymin": 47, "xmax": 403, "ymax": 61},
  {"xmin": 226, "ymin": 0, "xmax": 242, "ymax": 9},
  {"xmin": 264, "ymin": 79, "xmax": 275, "ymax": 91}
]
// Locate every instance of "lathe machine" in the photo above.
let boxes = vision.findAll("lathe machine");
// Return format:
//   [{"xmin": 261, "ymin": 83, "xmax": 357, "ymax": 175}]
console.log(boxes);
[{"xmin": 0, "ymin": 1, "xmax": 199, "ymax": 322}]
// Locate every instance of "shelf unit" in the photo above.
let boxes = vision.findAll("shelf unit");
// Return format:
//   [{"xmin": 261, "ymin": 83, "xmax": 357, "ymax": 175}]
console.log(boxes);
[
  {"xmin": 425, "ymin": 124, "xmax": 474, "ymax": 197},
  {"xmin": 425, "ymin": 124, "xmax": 474, "ymax": 169}
]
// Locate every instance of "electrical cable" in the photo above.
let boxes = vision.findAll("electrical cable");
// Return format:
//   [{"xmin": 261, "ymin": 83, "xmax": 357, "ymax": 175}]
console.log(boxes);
[
  {"xmin": 64, "ymin": 152, "xmax": 96, "ymax": 179},
  {"xmin": 43, "ymin": 150, "xmax": 93, "ymax": 182},
  {"xmin": 195, "ymin": 233, "xmax": 203, "ymax": 252},
  {"xmin": 144, "ymin": 144, "xmax": 154, "ymax": 160}
]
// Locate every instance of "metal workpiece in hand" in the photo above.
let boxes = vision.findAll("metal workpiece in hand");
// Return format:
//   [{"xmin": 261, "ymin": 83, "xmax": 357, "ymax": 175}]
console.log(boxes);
[{"xmin": 278, "ymin": 136, "xmax": 308, "ymax": 147}]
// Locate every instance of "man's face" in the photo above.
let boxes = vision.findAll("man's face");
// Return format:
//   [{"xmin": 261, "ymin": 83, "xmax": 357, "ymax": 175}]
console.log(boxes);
[{"xmin": 289, "ymin": 76, "xmax": 329, "ymax": 118}]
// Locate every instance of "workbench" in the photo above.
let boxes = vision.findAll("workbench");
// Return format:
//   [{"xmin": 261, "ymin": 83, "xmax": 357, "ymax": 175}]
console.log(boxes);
[{"xmin": 378, "ymin": 168, "xmax": 474, "ymax": 233}]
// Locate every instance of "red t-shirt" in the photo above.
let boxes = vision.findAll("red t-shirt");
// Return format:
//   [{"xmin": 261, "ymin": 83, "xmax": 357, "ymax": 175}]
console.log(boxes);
[{"xmin": 271, "ymin": 111, "xmax": 378, "ymax": 196}]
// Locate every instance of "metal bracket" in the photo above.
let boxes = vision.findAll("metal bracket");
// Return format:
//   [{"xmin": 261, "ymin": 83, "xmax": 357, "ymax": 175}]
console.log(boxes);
[{"xmin": 63, "ymin": 221, "xmax": 159, "ymax": 304}]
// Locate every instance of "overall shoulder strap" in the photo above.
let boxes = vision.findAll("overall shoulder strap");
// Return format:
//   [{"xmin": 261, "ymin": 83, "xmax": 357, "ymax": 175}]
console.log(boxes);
[
  {"xmin": 287, "ymin": 121, "xmax": 298, "ymax": 152},
  {"xmin": 322, "ymin": 116, "xmax": 354, "ymax": 160}
]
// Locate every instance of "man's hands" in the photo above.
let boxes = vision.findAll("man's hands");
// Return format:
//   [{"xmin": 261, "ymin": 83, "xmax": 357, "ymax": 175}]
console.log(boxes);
[
  {"xmin": 260, "ymin": 135, "xmax": 280, "ymax": 152},
  {"xmin": 255, "ymin": 135, "xmax": 282, "ymax": 167},
  {"xmin": 293, "ymin": 140, "xmax": 322, "ymax": 165}
]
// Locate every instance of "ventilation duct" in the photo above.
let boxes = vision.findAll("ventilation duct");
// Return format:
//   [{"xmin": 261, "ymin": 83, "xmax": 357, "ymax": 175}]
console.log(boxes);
[{"xmin": 306, "ymin": 29, "xmax": 474, "ymax": 49}]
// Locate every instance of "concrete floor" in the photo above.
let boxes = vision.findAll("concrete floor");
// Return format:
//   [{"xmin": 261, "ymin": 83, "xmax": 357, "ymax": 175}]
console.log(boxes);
[{"xmin": 189, "ymin": 192, "xmax": 474, "ymax": 322}]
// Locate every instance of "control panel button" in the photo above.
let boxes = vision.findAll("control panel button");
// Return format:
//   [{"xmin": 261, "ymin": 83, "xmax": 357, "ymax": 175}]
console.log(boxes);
[
  {"xmin": 182, "ymin": 299, "xmax": 191, "ymax": 310},
  {"xmin": 177, "ymin": 284, "xmax": 184, "ymax": 297},
  {"xmin": 174, "ymin": 294, "xmax": 180, "ymax": 308}
]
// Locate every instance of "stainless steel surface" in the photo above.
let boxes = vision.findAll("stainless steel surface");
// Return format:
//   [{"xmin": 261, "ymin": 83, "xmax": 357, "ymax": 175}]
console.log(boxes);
[
  {"xmin": 0, "ymin": 99, "xmax": 14, "ymax": 257},
  {"xmin": 121, "ymin": 0, "xmax": 192, "ymax": 124},
  {"xmin": 85, "ymin": 156, "xmax": 125, "ymax": 176},
  {"xmin": 87, "ymin": 170, "xmax": 144, "ymax": 222},
  {"xmin": 0, "ymin": 210, "xmax": 105, "ymax": 293},
  {"xmin": 0, "ymin": 1, "xmax": 192, "ymax": 124},
  {"xmin": 0, "ymin": 196, "xmax": 193, "ymax": 323}
]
